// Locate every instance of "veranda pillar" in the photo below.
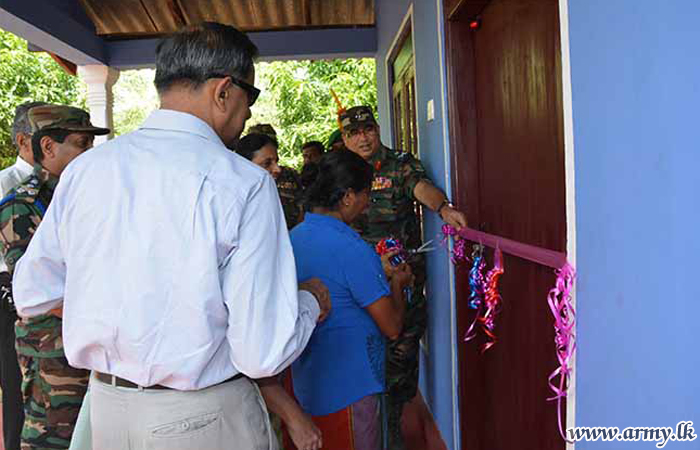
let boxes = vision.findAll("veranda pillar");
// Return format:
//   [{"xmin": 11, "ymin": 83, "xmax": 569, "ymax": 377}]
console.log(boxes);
[{"xmin": 77, "ymin": 65, "xmax": 119, "ymax": 145}]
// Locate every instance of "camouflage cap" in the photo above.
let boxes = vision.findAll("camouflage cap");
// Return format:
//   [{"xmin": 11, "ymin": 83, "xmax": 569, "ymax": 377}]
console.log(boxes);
[
  {"xmin": 27, "ymin": 105, "xmax": 110, "ymax": 135},
  {"xmin": 339, "ymin": 106, "xmax": 377, "ymax": 132},
  {"xmin": 247, "ymin": 123, "xmax": 277, "ymax": 138}
]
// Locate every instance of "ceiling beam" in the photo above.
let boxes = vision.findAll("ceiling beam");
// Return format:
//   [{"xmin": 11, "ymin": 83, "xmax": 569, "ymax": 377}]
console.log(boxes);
[
  {"xmin": 0, "ymin": 0, "xmax": 107, "ymax": 65},
  {"xmin": 108, "ymin": 27, "xmax": 378, "ymax": 69}
]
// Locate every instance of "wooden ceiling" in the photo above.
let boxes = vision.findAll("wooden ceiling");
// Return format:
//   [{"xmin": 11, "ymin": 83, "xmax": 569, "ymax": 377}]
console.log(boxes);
[{"xmin": 78, "ymin": 0, "xmax": 375, "ymax": 39}]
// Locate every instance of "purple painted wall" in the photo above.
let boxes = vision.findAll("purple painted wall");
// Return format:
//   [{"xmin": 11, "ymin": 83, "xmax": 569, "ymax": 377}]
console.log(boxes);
[{"xmin": 568, "ymin": 0, "xmax": 700, "ymax": 448}]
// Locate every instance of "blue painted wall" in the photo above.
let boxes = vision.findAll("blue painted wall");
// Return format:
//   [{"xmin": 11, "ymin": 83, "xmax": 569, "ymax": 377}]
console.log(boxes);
[
  {"xmin": 568, "ymin": 1, "xmax": 700, "ymax": 447},
  {"xmin": 375, "ymin": 1, "xmax": 458, "ymax": 448}
]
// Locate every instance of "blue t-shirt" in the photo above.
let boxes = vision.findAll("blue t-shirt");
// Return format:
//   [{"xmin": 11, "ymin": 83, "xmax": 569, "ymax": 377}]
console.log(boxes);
[{"xmin": 290, "ymin": 213, "xmax": 390, "ymax": 416}]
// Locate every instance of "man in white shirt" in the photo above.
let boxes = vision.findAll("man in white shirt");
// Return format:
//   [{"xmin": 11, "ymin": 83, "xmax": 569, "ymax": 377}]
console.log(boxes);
[
  {"xmin": 0, "ymin": 100, "xmax": 47, "ymax": 450},
  {"xmin": 12, "ymin": 22, "xmax": 329, "ymax": 450}
]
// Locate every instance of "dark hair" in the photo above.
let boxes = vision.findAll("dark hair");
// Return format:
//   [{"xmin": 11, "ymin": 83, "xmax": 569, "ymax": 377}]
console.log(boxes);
[
  {"xmin": 31, "ymin": 129, "xmax": 72, "ymax": 163},
  {"xmin": 305, "ymin": 150, "xmax": 373, "ymax": 209},
  {"xmin": 234, "ymin": 133, "xmax": 278, "ymax": 161},
  {"xmin": 11, "ymin": 101, "xmax": 49, "ymax": 148},
  {"xmin": 302, "ymin": 141, "xmax": 325, "ymax": 155},
  {"xmin": 300, "ymin": 162, "xmax": 319, "ymax": 190},
  {"xmin": 154, "ymin": 22, "xmax": 259, "ymax": 93}
]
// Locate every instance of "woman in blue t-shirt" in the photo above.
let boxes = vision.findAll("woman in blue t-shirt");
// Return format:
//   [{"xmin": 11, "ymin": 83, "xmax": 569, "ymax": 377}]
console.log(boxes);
[{"xmin": 290, "ymin": 150, "xmax": 413, "ymax": 450}]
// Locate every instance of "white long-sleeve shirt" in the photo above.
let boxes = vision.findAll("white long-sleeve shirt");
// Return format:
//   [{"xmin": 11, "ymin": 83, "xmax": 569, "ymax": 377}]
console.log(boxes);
[
  {"xmin": 0, "ymin": 156, "xmax": 34, "ymax": 273},
  {"xmin": 12, "ymin": 109, "xmax": 319, "ymax": 389}
]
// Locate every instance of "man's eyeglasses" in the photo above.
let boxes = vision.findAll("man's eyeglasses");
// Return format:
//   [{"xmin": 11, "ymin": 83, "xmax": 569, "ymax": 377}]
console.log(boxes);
[
  {"xmin": 346, "ymin": 124, "xmax": 378, "ymax": 138},
  {"xmin": 208, "ymin": 73, "xmax": 261, "ymax": 107}
]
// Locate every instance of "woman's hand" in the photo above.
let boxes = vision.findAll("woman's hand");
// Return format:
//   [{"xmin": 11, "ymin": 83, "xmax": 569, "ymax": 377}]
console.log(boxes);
[
  {"xmin": 380, "ymin": 250, "xmax": 400, "ymax": 279},
  {"xmin": 391, "ymin": 263, "xmax": 414, "ymax": 290},
  {"xmin": 287, "ymin": 411, "xmax": 323, "ymax": 450}
]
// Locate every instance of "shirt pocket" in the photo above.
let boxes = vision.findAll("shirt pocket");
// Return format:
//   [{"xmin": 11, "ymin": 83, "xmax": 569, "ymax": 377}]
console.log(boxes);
[{"xmin": 370, "ymin": 188, "xmax": 398, "ymax": 223}]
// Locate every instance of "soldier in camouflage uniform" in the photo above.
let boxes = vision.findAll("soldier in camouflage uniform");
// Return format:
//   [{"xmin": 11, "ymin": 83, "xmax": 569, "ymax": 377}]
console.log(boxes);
[
  {"xmin": 0, "ymin": 104, "xmax": 109, "ymax": 450},
  {"xmin": 247, "ymin": 123, "xmax": 304, "ymax": 229},
  {"xmin": 340, "ymin": 106, "xmax": 467, "ymax": 449}
]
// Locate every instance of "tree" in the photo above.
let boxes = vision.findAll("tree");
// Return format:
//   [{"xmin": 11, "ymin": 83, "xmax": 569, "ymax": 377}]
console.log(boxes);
[
  {"xmin": 0, "ymin": 31, "xmax": 377, "ymax": 171},
  {"xmin": 112, "ymin": 69, "xmax": 158, "ymax": 136},
  {"xmin": 251, "ymin": 59, "xmax": 377, "ymax": 168},
  {"xmin": 0, "ymin": 30, "xmax": 85, "ymax": 168}
]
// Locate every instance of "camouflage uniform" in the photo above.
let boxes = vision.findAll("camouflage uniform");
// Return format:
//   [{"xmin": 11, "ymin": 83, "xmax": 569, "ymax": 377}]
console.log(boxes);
[
  {"xmin": 247, "ymin": 124, "xmax": 305, "ymax": 230},
  {"xmin": 342, "ymin": 106, "xmax": 432, "ymax": 449},
  {"xmin": 0, "ymin": 168, "xmax": 89, "ymax": 450},
  {"xmin": 276, "ymin": 166, "xmax": 304, "ymax": 229},
  {"xmin": 0, "ymin": 105, "xmax": 106, "ymax": 450}
]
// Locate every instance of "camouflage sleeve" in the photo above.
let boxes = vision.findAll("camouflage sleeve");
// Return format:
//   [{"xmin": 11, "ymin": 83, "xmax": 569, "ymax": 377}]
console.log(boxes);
[
  {"xmin": 401, "ymin": 154, "xmax": 432, "ymax": 201},
  {"xmin": 0, "ymin": 201, "xmax": 39, "ymax": 275}
]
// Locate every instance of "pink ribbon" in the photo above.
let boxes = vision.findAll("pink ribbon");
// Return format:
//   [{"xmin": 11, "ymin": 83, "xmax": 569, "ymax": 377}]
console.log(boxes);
[
  {"xmin": 453, "ymin": 227, "xmax": 566, "ymax": 270},
  {"xmin": 546, "ymin": 262, "xmax": 576, "ymax": 443},
  {"xmin": 442, "ymin": 226, "xmax": 577, "ymax": 442}
]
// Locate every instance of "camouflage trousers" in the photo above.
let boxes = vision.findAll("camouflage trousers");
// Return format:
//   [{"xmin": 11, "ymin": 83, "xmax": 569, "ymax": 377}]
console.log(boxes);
[
  {"xmin": 385, "ymin": 287, "xmax": 427, "ymax": 450},
  {"xmin": 16, "ymin": 354, "xmax": 89, "ymax": 450}
]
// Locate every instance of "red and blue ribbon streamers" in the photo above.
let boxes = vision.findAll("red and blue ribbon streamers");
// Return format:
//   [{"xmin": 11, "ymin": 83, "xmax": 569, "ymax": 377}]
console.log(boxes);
[
  {"xmin": 442, "ymin": 225, "xmax": 577, "ymax": 441},
  {"xmin": 479, "ymin": 247, "xmax": 504, "ymax": 353},
  {"xmin": 546, "ymin": 262, "xmax": 576, "ymax": 443},
  {"xmin": 375, "ymin": 237, "xmax": 406, "ymax": 266}
]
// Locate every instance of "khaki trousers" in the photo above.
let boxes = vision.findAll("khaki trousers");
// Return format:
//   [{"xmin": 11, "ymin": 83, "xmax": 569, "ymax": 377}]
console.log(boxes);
[{"xmin": 89, "ymin": 374, "xmax": 276, "ymax": 450}]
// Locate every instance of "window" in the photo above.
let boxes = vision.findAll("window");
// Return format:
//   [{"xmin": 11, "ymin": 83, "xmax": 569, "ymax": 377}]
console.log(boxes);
[{"xmin": 390, "ymin": 31, "xmax": 418, "ymax": 155}]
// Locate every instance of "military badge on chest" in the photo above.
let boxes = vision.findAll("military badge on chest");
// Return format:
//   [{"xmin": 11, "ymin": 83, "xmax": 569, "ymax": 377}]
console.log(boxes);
[{"xmin": 371, "ymin": 176, "xmax": 392, "ymax": 191}]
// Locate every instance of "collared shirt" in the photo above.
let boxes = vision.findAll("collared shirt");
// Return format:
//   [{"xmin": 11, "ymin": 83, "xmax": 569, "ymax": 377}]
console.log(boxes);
[
  {"xmin": 0, "ymin": 166, "xmax": 62, "ymax": 357},
  {"xmin": 12, "ymin": 109, "xmax": 320, "ymax": 390},
  {"xmin": 290, "ymin": 213, "xmax": 389, "ymax": 415},
  {"xmin": 0, "ymin": 156, "xmax": 34, "ymax": 272}
]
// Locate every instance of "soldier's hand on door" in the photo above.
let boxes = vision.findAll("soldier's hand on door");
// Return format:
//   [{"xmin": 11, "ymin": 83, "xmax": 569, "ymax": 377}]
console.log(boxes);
[{"xmin": 440, "ymin": 205, "xmax": 468, "ymax": 230}]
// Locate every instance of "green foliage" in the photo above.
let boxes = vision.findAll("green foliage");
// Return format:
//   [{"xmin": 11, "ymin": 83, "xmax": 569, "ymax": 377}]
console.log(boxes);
[
  {"xmin": 250, "ymin": 59, "xmax": 377, "ymax": 168},
  {"xmin": 0, "ymin": 30, "xmax": 85, "ymax": 164},
  {"xmin": 0, "ymin": 33, "xmax": 376, "ymax": 172},
  {"xmin": 113, "ymin": 69, "xmax": 158, "ymax": 136}
]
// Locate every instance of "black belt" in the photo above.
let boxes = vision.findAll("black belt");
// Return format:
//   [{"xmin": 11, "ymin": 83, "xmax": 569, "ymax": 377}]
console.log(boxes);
[{"xmin": 95, "ymin": 371, "xmax": 245, "ymax": 390}]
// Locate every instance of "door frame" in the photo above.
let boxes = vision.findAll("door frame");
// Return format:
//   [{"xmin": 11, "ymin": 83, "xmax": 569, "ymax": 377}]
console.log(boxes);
[
  {"xmin": 383, "ymin": 4, "xmax": 422, "ymax": 160},
  {"xmin": 437, "ymin": 0, "xmax": 578, "ymax": 448}
]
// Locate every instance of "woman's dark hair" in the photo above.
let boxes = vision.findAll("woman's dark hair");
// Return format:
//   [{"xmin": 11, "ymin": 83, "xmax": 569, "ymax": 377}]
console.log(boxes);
[
  {"xmin": 31, "ymin": 129, "xmax": 72, "ymax": 163},
  {"xmin": 305, "ymin": 150, "xmax": 374, "ymax": 209},
  {"xmin": 155, "ymin": 22, "xmax": 258, "ymax": 93},
  {"xmin": 234, "ymin": 133, "xmax": 278, "ymax": 161}
]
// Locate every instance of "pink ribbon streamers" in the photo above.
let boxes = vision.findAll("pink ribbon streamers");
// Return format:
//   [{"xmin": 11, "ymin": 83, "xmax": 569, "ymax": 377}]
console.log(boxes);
[
  {"xmin": 441, "ymin": 224, "xmax": 468, "ymax": 264},
  {"xmin": 546, "ymin": 262, "xmax": 577, "ymax": 443}
]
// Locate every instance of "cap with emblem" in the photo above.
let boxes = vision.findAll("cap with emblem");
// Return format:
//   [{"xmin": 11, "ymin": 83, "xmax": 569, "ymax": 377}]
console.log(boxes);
[
  {"xmin": 247, "ymin": 123, "xmax": 277, "ymax": 139},
  {"xmin": 27, "ymin": 105, "xmax": 110, "ymax": 135},
  {"xmin": 339, "ymin": 106, "xmax": 377, "ymax": 132}
]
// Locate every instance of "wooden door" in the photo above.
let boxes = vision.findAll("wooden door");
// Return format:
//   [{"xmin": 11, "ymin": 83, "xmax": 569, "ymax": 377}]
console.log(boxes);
[{"xmin": 444, "ymin": 0, "xmax": 567, "ymax": 449}]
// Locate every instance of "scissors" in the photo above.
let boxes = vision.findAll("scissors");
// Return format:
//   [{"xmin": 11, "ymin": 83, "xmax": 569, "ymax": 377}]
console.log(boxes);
[{"xmin": 407, "ymin": 239, "xmax": 436, "ymax": 254}]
